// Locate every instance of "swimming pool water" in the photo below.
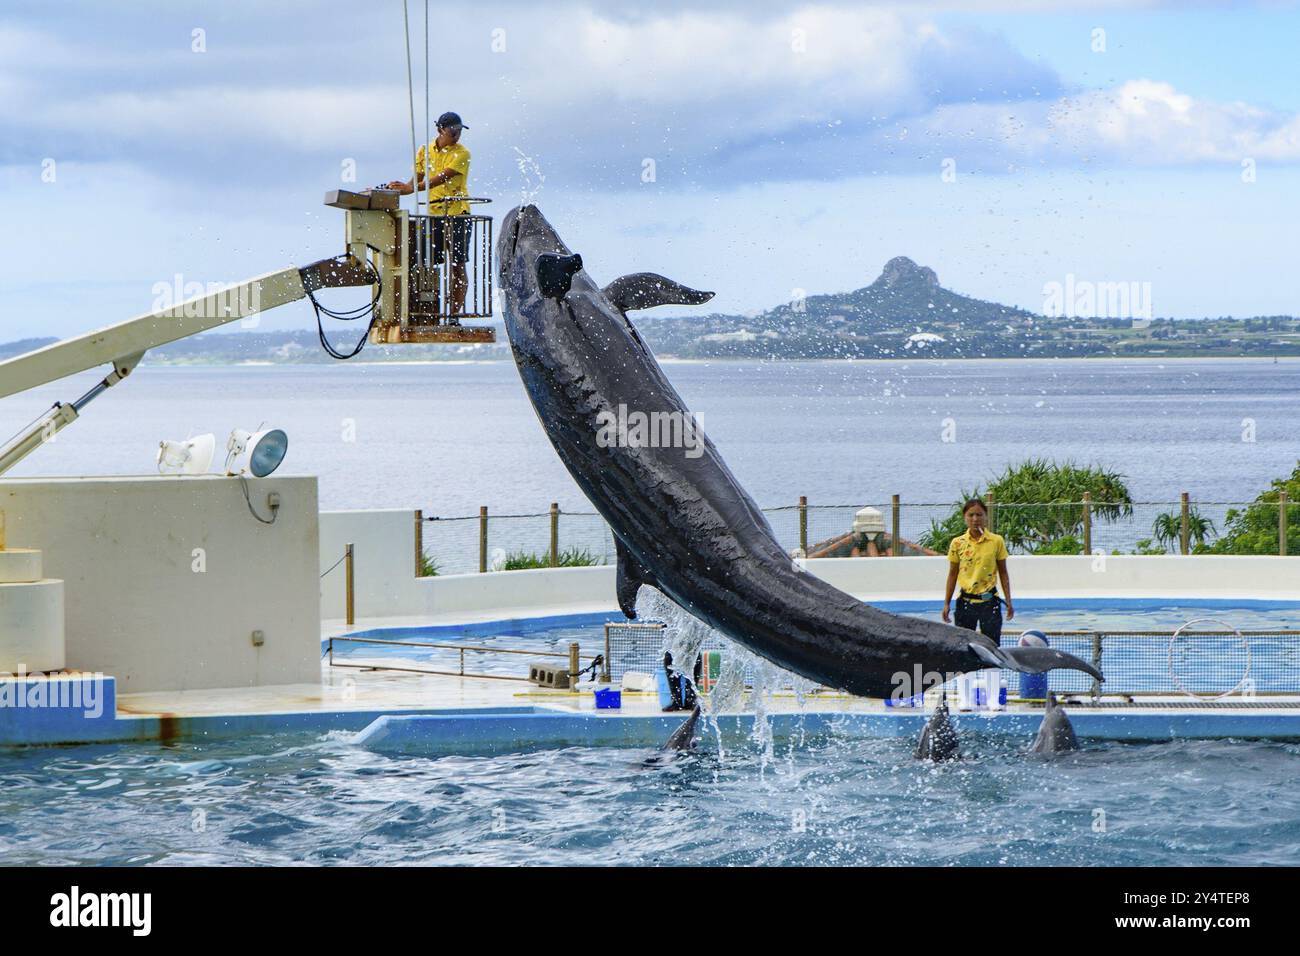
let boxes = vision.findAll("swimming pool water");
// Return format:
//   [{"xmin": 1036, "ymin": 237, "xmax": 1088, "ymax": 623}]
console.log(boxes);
[{"xmin": 2, "ymin": 731, "xmax": 1297, "ymax": 866}]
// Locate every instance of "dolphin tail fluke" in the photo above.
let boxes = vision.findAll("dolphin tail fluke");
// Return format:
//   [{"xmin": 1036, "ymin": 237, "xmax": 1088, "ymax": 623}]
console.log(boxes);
[
  {"xmin": 615, "ymin": 538, "xmax": 659, "ymax": 619},
  {"xmin": 970, "ymin": 642, "xmax": 1103, "ymax": 683}
]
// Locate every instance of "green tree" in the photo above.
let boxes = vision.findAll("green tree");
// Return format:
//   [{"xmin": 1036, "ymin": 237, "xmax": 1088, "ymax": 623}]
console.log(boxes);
[
  {"xmin": 918, "ymin": 458, "xmax": 1133, "ymax": 553},
  {"xmin": 1151, "ymin": 507, "xmax": 1216, "ymax": 552},
  {"xmin": 1206, "ymin": 462, "xmax": 1300, "ymax": 555}
]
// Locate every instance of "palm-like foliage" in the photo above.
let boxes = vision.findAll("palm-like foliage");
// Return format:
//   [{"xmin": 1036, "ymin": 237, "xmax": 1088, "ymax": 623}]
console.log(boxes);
[{"xmin": 1151, "ymin": 508, "xmax": 1216, "ymax": 551}]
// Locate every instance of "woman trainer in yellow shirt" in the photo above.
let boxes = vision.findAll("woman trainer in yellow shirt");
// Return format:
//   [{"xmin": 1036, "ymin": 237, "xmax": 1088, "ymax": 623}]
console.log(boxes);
[{"xmin": 942, "ymin": 498, "xmax": 1014, "ymax": 645}]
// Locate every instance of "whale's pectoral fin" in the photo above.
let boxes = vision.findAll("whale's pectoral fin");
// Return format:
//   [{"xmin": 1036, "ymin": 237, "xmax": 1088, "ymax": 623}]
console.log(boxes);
[
  {"xmin": 615, "ymin": 538, "xmax": 659, "ymax": 619},
  {"xmin": 602, "ymin": 273, "xmax": 715, "ymax": 314},
  {"xmin": 970, "ymin": 642, "xmax": 1103, "ymax": 683}
]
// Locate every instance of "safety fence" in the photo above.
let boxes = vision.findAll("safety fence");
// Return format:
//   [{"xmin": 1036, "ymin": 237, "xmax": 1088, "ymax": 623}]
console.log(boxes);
[
  {"xmin": 415, "ymin": 495, "xmax": 1299, "ymax": 575},
  {"xmin": 602, "ymin": 623, "xmax": 1300, "ymax": 700}
]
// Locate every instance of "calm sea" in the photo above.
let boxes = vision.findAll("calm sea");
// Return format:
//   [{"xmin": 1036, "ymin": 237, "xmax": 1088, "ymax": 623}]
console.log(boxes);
[{"xmin": 2, "ymin": 357, "xmax": 1297, "ymax": 516}]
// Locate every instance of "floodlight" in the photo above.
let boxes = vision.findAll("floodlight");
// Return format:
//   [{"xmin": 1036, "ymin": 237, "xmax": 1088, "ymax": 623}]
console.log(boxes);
[
  {"xmin": 225, "ymin": 427, "xmax": 288, "ymax": 478},
  {"xmin": 156, "ymin": 433, "xmax": 216, "ymax": 476}
]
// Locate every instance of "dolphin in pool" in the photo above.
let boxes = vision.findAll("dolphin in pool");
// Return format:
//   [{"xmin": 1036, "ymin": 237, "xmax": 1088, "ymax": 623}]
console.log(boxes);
[
  {"xmin": 496, "ymin": 204, "xmax": 1103, "ymax": 698},
  {"xmin": 662, "ymin": 705, "xmax": 702, "ymax": 752},
  {"xmin": 1028, "ymin": 692, "xmax": 1080, "ymax": 754},
  {"xmin": 914, "ymin": 694, "xmax": 960, "ymax": 762},
  {"xmin": 639, "ymin": 705, "xmax": 703, "ymax": 767}
]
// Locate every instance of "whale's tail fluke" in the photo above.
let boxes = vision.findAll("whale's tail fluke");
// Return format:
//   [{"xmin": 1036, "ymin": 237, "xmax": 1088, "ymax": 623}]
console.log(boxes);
[{"xmin": 970, "ymin": 641, "xmax": 1103, "ymax": 683}]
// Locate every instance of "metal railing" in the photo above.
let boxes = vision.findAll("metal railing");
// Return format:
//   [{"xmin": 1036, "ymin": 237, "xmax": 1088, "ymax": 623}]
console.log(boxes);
[
  {"xmin": 325, "ymin": 634, "xmax": 599, "ymax": 683},
  {"xmin": 408, "ymin": 202, "xmax": 492, "ymax": 322},
  {"xmin": 413, "ymin": 496, "xmax": 1299, "ymax": 576}
]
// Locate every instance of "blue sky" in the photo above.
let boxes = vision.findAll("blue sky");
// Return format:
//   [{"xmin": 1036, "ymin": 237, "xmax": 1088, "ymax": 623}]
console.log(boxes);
[{"xmin": 2, "ymin": 0, "xmax": 1299, "ymax": 343}]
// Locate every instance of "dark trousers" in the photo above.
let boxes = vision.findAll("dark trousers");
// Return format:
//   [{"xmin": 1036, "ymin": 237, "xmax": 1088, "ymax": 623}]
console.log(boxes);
[{"xmin": 954, "ymin": 597, "xmax": 1003, "ymax": 646}]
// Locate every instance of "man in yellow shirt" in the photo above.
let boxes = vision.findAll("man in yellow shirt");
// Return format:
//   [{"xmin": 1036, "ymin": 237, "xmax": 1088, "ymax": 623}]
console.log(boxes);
[
  {"xmin": 384, "ymin": 111, "xmax": 473, "ymax": 316},
  {"xmin": 942, "ymin": 497, "xmax": 1014, "ymax": 644}
]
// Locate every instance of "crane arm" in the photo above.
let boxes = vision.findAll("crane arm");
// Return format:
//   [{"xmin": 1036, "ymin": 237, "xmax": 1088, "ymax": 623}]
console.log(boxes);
[{"xmin": 0, "ymin": 254, "xmax": 373, "ymax": 475}]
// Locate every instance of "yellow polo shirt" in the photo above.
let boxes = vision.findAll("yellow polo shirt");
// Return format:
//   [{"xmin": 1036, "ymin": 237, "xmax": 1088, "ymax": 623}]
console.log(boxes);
[
  {"xmin": 947, "ymin": 530, "xmax": 1008, "ymax": 599},
  {"xmin": 415, "ymin": 141, "xmax": 471, "ymax": 216}
]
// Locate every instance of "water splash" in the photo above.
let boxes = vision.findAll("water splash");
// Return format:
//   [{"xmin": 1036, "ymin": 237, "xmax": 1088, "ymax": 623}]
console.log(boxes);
[
  {"xmin": 512, "ymin": 147, "xmax": 545, "ymax": 204},
  {"xmin": 632, "ymin": 585, "xmax": 809, "ymax": 774}
]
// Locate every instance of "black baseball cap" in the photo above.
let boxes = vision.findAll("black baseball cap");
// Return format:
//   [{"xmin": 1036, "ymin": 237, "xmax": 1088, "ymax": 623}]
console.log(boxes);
[{"xmin": 437, "ymin": 111, "xmax": 468, "ymax": 130}]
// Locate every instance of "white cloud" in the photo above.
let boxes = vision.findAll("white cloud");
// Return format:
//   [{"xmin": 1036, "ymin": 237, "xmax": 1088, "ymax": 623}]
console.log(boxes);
[{"xmin": 917, "ymin": 80, "xmax": 1300, "ymax": 169}]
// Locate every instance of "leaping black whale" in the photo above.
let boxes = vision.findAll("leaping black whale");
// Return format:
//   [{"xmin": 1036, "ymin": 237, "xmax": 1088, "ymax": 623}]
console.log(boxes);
[{"xmin": 496, "ymin": 204, "xmax": 1103, "ymax": 698}]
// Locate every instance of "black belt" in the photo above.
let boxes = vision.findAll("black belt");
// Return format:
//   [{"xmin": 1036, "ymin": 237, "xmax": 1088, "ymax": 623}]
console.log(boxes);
[{"xmin": 959, "ymin": 589, "xmax": 1001, "ymax": 605}]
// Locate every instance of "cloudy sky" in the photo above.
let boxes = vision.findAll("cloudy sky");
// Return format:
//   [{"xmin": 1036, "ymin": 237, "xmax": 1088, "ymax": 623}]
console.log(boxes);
[{"xmin": 2, "ymin": 0, "xmax": 1299, "ymax": 341}]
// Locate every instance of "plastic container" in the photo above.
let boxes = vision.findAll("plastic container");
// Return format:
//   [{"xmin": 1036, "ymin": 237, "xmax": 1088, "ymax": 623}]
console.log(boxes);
[
  {"xmin": 884, "ymin": 691, "xmax": 925, "ymax": 708},
  {"xmin": 955, "ymin": 672, "xmax": 975, "ymax": 710},
  {"xmin": 655, "ymin": 669, "xmax": 673, "ymax": 709},
  {"xmin": 594, "ymin": 687, "xmax": 622, "ymax": 709},
  {"xmin": 1019, "ymin": 672, "xmax": 1049, "ymax": 700},
  {"xmin": 1017, "ymin": 631, "xmax": 1050, "ymax": 700}
]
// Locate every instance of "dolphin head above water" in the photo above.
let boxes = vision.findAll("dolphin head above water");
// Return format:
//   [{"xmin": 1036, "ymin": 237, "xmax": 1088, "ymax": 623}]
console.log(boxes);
[
  {"xmin": 1029, "ymin": 692, "xmax": 1080, "ymax": 754},
  {"xmin": 914, "ymin": 694, "xmax": 961, "ymax": 762},
  {"xmin": 497, "ymin": 204, "xmax": 1104, "ymax": 699}
]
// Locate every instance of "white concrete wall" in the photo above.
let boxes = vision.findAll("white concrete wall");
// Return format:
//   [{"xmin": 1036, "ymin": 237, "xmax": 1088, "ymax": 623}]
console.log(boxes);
[
  {"xmin": 810, "ymin": 554, "xmax": 1300, "ymax": 603},
  {"xmin": 319, "ymin": 510, "xmax": 615, "ymax": 623},
  {"xmin": 0, "ymin": 475, "xmax": 321, "ymax": 692},
  {"xmin": 319, "ymin": 509, "xmax": 419, "ymax": 619},
  {"xmin": 320, "ymin": 509, "xmax": 1300, "ymax": 626}
]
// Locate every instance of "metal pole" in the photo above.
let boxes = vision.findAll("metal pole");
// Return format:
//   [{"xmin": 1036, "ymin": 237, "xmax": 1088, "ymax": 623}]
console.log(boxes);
[
  {"xmin": 603, "ymin": 624, "xmax": 613, "ymax": 686},
  {"xmin": 1081, "ymin": 492, "xmax": 1092, "ymax": 554},
  {"xmin": 344, "ymin": 543, "xmax": 355, "ymax": 626},
  {"xmin": 799, "ymin": 495, "xmax": 808, "ymax": 554},
  {"xmin": 1180, "ymin": 492, "xmax": 1190, "ymax": 556},
  {"xmin": 891, "ymin": 494, "xmax": 900, "ymax": 557},
  {"xmin": 479, "ymin": 505, "xmax": 488, "ymax": 573},
  {"xmin": 987, "ymin": 492, "xmax": 997, "ymax": 534},
  {"xmin": 568, "ymin": 642, "xmax": 580, "ymax": 689},
  {"xmin": 1090, "ymin": 633, "xmax": 1103, "ymax": 699},
  {"xmin": 414, "ymin": 508, "xmax": 423, "ymax": 577},
  {"xmin": 550, "ymin": 502, "xmax": 559, "ymax": 568},
  {"xmin": 1280, "ymin": 490, "xmax": 1289, "ymax": 556}
]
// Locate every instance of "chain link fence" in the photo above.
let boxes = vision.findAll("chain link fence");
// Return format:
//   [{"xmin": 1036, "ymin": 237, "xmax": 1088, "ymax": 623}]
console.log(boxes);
[{"xmin": 416, "ymin": 497, "xmax": 1297, "ymax": 574}]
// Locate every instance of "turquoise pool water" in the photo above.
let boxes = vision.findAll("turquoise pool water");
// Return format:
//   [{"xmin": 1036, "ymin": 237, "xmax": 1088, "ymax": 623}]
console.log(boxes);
[{"xmin": 2, "ymin": 731, "xmax": 1297, "ymax": 866}]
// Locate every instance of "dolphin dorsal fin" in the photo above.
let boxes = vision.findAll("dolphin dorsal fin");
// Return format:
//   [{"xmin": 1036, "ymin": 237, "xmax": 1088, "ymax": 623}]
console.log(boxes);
[
  {"xmin": 615, "ymin": 537, "xmax": 659, "ymax": 618},
  {"xmin": 602, "ymin": 273, "xmax": 714, "ymax": 314}
]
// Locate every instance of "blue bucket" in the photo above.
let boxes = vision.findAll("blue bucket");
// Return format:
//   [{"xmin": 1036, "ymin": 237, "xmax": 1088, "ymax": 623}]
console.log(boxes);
[
  {"xmin": 594, "ymin": 688, "xmax": 622, "ymax": 709},
  {"xmin": 1018, "ymin": 630, "xmax": 1050, "ymax": 699}
]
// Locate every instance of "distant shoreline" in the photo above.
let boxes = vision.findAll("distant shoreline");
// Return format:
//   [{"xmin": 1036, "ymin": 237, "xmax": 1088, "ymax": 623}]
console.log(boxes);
[{"xmin": 131, "ymin": 353, "xmax": 1300, "ymax": 369}]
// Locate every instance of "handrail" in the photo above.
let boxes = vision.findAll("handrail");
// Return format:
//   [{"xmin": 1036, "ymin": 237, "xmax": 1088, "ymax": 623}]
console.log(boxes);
[
  {"xmin": 325, "ymin": 634, "xmax": 599, "ymax": 683},
  {"xmin": 327, "ymin": 635, "xmax": 597, "ymax": 659}
]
